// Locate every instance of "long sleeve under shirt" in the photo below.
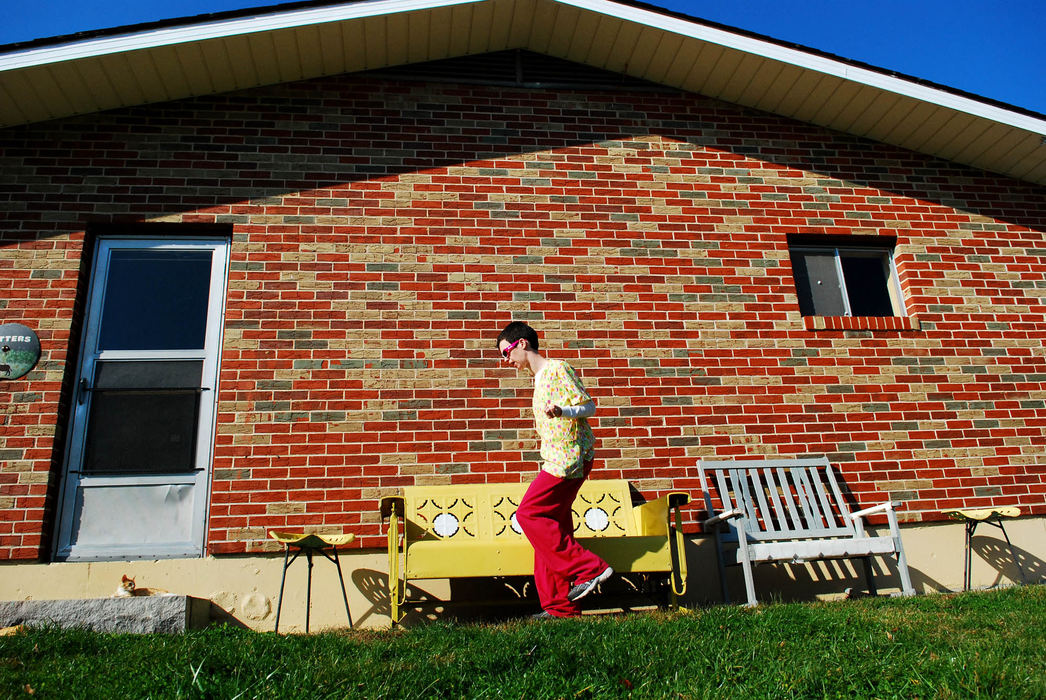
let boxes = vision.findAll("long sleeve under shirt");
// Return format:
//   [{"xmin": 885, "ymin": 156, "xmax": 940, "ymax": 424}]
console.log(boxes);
[{"xmin": 532, "ymin": 359, "xmax": 596, "ymax": 479}]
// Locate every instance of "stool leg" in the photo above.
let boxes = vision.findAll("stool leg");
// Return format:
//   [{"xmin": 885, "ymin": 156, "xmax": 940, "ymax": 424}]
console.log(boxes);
[
  {"xmin": 274, "ymin": 544, "xmax": 292, "ymax": 633},
  {"xmin": 331, "ymin": 546, "xmax": 353, "ymax": 628},
  {"xmin": 996, "ymin": 521, "xmax": 1028, "ymax": 585},
  {"xmin": 963, "ymin": 520, "xmax": 975, "ymax": 592},
  {"xmin": 305, "ymin": 549, "xmax": 314, "ymax": 634}
]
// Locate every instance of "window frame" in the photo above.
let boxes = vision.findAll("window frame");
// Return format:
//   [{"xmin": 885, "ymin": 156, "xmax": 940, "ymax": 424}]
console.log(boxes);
[{"xmin": 789, "ymin": 242, "xmax": 906, "ymax": 318}]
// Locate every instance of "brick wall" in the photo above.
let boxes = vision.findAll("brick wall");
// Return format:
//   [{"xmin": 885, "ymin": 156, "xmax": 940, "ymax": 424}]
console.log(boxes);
[{"xmin": 1, "ymin": 72, "xmax": 1045, "ymax": 559}]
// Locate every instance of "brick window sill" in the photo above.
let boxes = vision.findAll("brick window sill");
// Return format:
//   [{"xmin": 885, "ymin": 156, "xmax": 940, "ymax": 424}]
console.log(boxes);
[{"xmin": 803, "ymin": 315, "xmax": 921, "ymax": 332}]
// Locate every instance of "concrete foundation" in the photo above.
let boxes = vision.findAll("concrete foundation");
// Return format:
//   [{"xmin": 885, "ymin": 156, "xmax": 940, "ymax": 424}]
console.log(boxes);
[
  {"xmin": 1, "ymin": 516, "xmax": 1042, "ymax": 632},
  {"xmin": 0, "ymin": 596, "xmax": 210, "ymax": 634}
]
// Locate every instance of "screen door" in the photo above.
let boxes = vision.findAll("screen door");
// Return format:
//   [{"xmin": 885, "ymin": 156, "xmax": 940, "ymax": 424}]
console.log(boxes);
[{"xmin": 54, "ymin": 238, "xmax": 228, "ymax": 560}]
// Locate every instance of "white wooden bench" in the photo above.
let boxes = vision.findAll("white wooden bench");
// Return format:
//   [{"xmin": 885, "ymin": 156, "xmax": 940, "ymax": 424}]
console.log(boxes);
[
  {"xmin": 380, "ymin": 479, "xmax": 689, "ymax": 622},
  {"xmin": 698, "ymin": 457, "xmax": 915, "ymax": 606}
]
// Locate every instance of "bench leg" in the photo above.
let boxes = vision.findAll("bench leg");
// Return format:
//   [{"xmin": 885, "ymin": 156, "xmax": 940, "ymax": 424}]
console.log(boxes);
[
  {"xmin": 387, "ymin": 504, "xmax": 404, "ymax": 625},
  {"xmin": 861, "ymin": 556, "xmax": 878, "ymax": 596},
  {"xmin": 713, "ymin": 538, "xmax": 731, "ymax": 604},
  {"xmin": 887, "ymin": 507, "xmax": 915, "ymax": 597},
  {"xmin": 668, "ymin": 504, "xmax": 688, "ymax": 607},
  {"xmin": 740, "ymin": 561, "xmax": 757, "ymax": 607},
  {"xmin": 735, "ymin": 521, "xmax": 757, "ymax": 606}
]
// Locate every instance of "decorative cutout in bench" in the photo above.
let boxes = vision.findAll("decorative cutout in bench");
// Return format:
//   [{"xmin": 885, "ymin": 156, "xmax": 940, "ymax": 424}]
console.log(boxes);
[{"xmin": 380, "ymin": 480, "xmax": 689, "ymax": 623}]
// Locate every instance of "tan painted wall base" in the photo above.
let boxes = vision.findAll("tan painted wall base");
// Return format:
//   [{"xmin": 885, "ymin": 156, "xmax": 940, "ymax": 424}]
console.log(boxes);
[{"xmin": 2, "ymin": 517, "xmax": 1042, "ymax": 632}]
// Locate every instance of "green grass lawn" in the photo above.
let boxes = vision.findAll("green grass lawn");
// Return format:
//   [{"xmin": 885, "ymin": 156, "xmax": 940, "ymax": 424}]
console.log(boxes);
[{"xmin": 1, "ymin": 586, "xmax": 1043, "ymax": 698}]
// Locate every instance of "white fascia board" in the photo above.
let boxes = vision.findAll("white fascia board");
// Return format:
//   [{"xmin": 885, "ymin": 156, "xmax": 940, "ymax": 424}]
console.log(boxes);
[
  {"xmin": 0, "ymin": 0, "xmax": 483, "ymax": 72},
  {"xmin": 560, "ymin": 0, "xmax": 1046, "ymax": 136}
]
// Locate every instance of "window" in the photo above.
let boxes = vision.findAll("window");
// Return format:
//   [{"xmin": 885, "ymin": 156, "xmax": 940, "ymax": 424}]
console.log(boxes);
[{"xmin": 790, "ymin": 241, "xmax": 904, "ymax": 317}]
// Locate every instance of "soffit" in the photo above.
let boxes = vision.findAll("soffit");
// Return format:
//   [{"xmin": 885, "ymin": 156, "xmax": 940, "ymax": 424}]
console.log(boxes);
[{"xmin": 1, "ymin": 0, "xmax": 1044, "ymax": 185}]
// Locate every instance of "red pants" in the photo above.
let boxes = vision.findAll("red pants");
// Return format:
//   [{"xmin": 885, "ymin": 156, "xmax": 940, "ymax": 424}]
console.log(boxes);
[{"xmin": 515, "ymin": 461, "xmax": 609, "ymax": 617}]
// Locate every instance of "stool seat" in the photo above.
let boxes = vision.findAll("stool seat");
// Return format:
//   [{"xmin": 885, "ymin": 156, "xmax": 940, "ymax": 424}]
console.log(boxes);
[
  {"xmin": 269, "ymin": 530, "xmax": 354, "ymax": 633},
  {"xmin": 269, "ymin": 531, "xmax": 356, "ymax": 548},
  {"xmin": 943, "ymin": 507, "xmax": 1020, "ymax": 521}
]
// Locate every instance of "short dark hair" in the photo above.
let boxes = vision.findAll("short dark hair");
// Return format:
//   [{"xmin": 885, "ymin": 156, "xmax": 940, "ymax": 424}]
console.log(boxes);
[{"xmin": 496, "ymin": 321, "xmax": 539, "ymax": 351}]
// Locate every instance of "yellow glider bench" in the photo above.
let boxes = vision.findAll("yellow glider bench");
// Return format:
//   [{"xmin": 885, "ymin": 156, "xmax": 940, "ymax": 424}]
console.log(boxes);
[{"xmin": 380, "ymin": 480, "xmax": 689, "ymax": 623}]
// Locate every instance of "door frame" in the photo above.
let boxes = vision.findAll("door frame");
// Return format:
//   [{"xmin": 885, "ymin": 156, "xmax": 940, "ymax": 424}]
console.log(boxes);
[{"xmin": 53, "ymin": 235, "xmax": 229, "ymax": 561}]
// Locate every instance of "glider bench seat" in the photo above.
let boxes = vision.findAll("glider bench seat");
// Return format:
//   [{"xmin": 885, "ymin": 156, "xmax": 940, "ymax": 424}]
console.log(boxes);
[{"xmin": 380, "ymin": 479, "xmax": 689, "ymax": 622}]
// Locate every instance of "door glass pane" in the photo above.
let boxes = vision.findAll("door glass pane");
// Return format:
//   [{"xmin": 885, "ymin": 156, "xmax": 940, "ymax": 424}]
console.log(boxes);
[
  {"xmin": 791, "ymin": 251, "xmax": 845, "ymax": 316},
  {"xmin": 841, "ymin": 253, "xmax": 894, "ymax": 316},
  {"xmin": 95, "ymin": 360, "xmax": 202, "ymax": 389},
  {"xmin": 71, "ymin": 484, "xmax": 195, "ymax": 547},
  {"xmin": 82, "ymin": 361, "xmax": 202, "ymax": 474},
  {"xmin": 98, "ymin": 250, "xmax": 213, "ymax": 351}
]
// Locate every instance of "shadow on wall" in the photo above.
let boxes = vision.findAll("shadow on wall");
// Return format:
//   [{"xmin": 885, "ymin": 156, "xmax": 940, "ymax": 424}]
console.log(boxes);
[
  {"xmin": 680, "ymin": 533, "xmax": 947, "ymax": 606},
  {"xmin": 351, "ymin": 568, "xmax": 680, "ymax": 626},
  {"xmin": 3, "ymin": 73, "xmax": 1043, "ymax": 248},
  {"xmin": 349, "ymin": 533, "xmax": 1046, "ymax": 624},
  {"xmin": 352, "ymin": 568, "xmax": 537, "ymax": 627},
  {"xmin": 708, "ymin": 556, "xmax": 947, "ymax": 605},
  {"xmin": 690, "ymin": 534, "xmax": 1046, "ymax": 606},
  {"xmin": 971, "ymin": 536, "xmax": 1044, "ymax": 588},
  {"xmin": 208, "ymin": 602, "xmax": 249, "ymax": 629}
]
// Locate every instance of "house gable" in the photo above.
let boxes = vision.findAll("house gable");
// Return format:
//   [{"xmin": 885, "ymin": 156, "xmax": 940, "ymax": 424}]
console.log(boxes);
[{"xmin": 1, "ymin": 0, "xmax": 1044, "ymax": 184}]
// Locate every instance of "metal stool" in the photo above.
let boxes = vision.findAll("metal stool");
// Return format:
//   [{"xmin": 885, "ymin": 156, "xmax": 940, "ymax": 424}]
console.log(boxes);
[
  {"xmin": 943, "ymin": 507, "xmax": 1027, "ymax": 591},
  {"xmin": 269, "ymin": 531, "xmax": 355, "ymax": 633}
]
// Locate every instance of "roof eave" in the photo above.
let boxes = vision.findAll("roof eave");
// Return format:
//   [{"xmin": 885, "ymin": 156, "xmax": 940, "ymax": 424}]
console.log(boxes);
[{"xmin": 1, "ymin": 0, "xmax": 1044, "ymax": 185}]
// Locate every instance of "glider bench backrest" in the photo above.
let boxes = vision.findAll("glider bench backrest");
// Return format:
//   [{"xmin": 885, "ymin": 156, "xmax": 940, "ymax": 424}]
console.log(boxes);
[
  {"xmin": 380, "ymin": 479, "xmax": 688, "ymax": 622},
  {"xmin": 698, "ymin": 457, "xmax": 915, "ymax": 606}
]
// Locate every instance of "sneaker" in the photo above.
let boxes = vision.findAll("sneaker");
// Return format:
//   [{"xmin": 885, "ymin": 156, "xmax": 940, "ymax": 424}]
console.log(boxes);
[
  {"xmin": 530, "ymin": 610, "xmax": 581, "ymax": 620},
  {"xmin": 567, "ymin": 566, "xmax": 614, "ymax": 602}
]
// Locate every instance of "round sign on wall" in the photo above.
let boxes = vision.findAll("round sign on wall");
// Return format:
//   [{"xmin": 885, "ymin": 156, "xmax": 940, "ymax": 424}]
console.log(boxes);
[{"xmin": 0, "ymin": 323, "xmax": 41, "ymax": 380}]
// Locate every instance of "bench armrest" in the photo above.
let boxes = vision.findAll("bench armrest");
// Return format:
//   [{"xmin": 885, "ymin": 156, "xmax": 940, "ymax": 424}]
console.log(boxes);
[
  {"xmin": 632, "ymin": 491, "xmax": 690, "ymax": 536},
  {"xmin": 849, "ymin": 501, "xmax": 898, "ymax": 520},
  {"xmin": 850, "ymin": 501, "xmax": 905, "ymax": 539},
  {"xmin": 381, "ymin": 496, "xmax": 404, "ymax": 520},
  {"xmin": 703, "ymin": 508, "xmax": 743, "ymax": 528}
]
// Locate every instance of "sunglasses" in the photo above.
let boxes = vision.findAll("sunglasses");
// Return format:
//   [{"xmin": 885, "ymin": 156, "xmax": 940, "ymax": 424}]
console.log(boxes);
[{"xmin": 500, "ymin": 339, "xmax": 522, "ymax": 359}]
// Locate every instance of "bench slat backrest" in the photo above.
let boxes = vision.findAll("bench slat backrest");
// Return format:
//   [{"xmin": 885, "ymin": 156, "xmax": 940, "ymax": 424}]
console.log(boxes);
[
  {"xmin": 700, "ymin": 458, "xmax": 856, "ymax": 542},
  {"xmin": 401, "ymin": 480, "xmax": 637, "ymax": 544}
]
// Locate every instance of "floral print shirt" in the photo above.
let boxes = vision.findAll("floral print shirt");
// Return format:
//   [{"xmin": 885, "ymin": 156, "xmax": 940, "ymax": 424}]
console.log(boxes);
[{"xmin": 533, "ymin": 359, "xmax": 595, "ymax": 479}]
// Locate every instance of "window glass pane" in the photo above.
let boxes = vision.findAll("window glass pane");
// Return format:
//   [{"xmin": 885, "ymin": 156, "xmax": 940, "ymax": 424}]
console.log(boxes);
[
  {"xmin": 98, "ymin": 250, "xmax": 213, "ymax": 351},
  {"xmin": 791, "ymin": 251, "xmax": 845, "ymax": 316},
  {"xmin": 841, "ymin": 253, "xmax": 894, "ymax": 317},
  {"xmin": 82, "ymin": 360, "xmax": 203, "ymax": 474}
]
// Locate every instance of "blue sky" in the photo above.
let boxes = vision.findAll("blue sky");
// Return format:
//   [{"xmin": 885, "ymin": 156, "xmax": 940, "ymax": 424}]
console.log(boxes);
[{"xmin": 3, "ymin": 0, "xmax": 1044, "ymax": 115}]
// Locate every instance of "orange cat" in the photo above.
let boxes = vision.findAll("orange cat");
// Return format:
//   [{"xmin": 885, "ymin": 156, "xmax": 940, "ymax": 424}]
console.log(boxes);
[{"xmin": 113, "ymin": 575, "xmax": 173, "ymax": 597}]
